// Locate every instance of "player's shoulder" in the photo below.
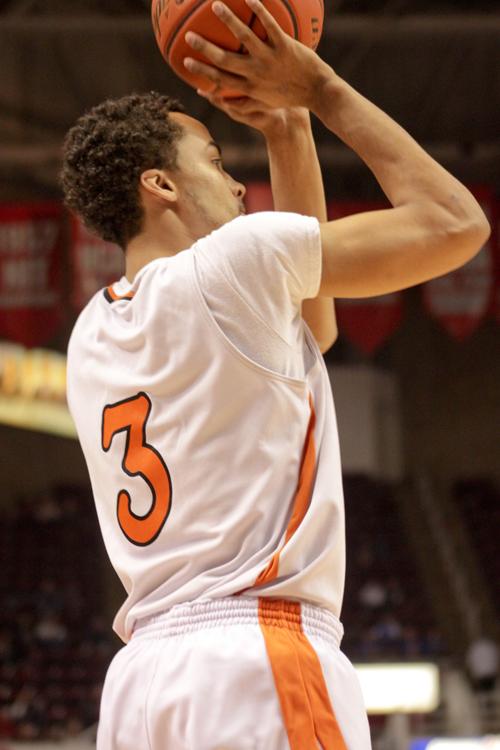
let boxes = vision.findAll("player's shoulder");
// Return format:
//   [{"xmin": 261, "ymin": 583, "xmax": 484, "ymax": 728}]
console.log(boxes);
[
  {"xmin": 202, "ymin": 211, "xmax": 319, "ymax": 250},
  {"xmin": 67, "ymin": 275, "xmax": 130, "ymax": 342},
  {"xmin": 200, "ymin": 211, "xmax": 273, "ymax": 243},
  {"xmin": 215, "ymin": 210, "xmax": 313, "ymax": 233},
  {"xmin": 67, "ymin": 288, "xmax": 104, "ymax": 352}
]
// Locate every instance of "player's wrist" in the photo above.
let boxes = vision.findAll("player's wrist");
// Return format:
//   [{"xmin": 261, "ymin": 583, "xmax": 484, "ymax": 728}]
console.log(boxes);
[
  {"xmin": 306, "ymin": 65, "xmax": 343, "ymax": 117},
  {"xmin": 261, "ymin": 107, "xmax": 311, "ymax": 142}
]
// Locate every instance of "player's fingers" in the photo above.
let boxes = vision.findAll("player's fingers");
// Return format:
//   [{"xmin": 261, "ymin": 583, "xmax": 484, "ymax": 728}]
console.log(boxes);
[
  {"xmin": 196, "ymin": 89, "xmax": 223, "ymax": 107},
  {"xmin": 184, "ymin": 57, "xmax": 248, "ymax": 93},
  {"xmin": 185, "ymin": 31, "xmax": 247, "ymax": 74},
  {"xmin": 211, "ymin": 1, "xmax": 263, "ymax": 53},
  {"xmin": 197, "ymin": 89, "xmax": 249, "ymax": 111},
  {"xmin": 196, "ymin": 88, "xmax": 213, "ymax": 100},
  {"xmin": 222, "ymin": 96, "xmax": 264, "ymax": 114},
  {"xmin": 245, "ymin": 0, "xmax": 285, "ymax": 47}
]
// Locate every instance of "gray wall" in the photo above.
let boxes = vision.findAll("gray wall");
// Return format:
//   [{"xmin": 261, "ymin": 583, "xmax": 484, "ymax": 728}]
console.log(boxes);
[{"xmin": 388, "ymin": 293, "xmax": 499, "ymax": 487}]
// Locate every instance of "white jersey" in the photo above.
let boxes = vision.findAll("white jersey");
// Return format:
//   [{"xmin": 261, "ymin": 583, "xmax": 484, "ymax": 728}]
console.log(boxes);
[{"xmin": 67, "ymin": 212, "xmax": 346, "ymax": 643}]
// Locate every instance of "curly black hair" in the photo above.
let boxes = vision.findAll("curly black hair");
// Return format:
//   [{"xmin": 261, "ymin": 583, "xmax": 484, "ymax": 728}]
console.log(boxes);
[{"xmin": 61, "ymin": 92, "xmax": 186, "ymax": 248}]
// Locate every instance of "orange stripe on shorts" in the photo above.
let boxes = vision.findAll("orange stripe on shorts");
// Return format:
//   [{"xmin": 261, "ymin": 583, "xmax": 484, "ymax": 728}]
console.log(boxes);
[{"xmin": 258, "ymin": 598, "xmax": 347, "ymax": 750}]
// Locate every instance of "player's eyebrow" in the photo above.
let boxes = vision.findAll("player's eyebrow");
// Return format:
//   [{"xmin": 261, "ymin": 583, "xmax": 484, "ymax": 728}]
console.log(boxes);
[{"xmin": 206, "ymin": 140, "xmax": 222, "ymax": 156}]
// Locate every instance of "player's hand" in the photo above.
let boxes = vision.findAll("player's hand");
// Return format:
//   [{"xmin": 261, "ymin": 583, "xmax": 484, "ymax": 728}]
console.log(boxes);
[
  {"xmin": 184, "ymin": 0, "xmax": 332, "ymax": 110},
  {"xmin": 197, "ymin": 88, "xmax": 308, "ymax": 138}
]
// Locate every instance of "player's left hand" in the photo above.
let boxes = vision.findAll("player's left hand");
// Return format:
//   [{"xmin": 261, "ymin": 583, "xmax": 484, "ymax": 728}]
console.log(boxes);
[{"xmin": 197, "ymin": 88, "xmax": 308, "ymax": 138}]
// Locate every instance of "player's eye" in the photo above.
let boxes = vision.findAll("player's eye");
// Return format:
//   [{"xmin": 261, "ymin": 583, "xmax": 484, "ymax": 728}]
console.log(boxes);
[{"xmin": 212, "ymin": 158, "xmax": 224, "ymax": 171}]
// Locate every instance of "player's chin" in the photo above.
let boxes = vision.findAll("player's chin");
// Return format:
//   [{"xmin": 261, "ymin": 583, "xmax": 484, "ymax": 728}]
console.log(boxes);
[
  {"xmin": 213, "ymin": 209, "xmax": 242, "ymax": 231},
  {"xmin": 220, "ymin": 204, "xmax": 245, "ymax": 226},
  {"xmin": 227, "ymin": 205, "xmax": 245, "ymax": 222}
]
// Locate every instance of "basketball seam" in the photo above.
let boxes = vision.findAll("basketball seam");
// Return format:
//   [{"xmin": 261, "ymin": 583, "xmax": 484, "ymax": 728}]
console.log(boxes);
[
  {"xmin": 165, "ymin": 0, "xmax": 208, "ymax": 59},
  {"xmin": 277, "ymin": 0, "xmax": 299, "ymax": 39}
]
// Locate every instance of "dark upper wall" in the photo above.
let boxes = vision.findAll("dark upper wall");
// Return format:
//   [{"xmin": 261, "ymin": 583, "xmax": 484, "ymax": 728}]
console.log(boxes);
[
  {"xmin": 0, "ymin": 12, "xmax": 498, "ymax": 199},
  {"xmin": 1, "ymin": 0, "xmax": 499, "ymax": 14}
]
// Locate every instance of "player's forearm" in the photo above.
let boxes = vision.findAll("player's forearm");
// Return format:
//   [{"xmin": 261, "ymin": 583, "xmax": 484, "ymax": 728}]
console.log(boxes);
[
  {"xmin": 310, "ymin": 72, "xmax": 487, "ymax": 232},
  {"xmin": 265, "ymin": 109, "xmax": 327, "ymax": 221},
  {"xmin": 265, "ymin": 111, "xmax": 337, "ymax": 353}
]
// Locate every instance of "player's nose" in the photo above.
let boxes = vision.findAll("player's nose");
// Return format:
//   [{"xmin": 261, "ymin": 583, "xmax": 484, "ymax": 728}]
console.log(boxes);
[{"xmin": 230, "ymin": 176, "xmax": 246, "ymax": 201}]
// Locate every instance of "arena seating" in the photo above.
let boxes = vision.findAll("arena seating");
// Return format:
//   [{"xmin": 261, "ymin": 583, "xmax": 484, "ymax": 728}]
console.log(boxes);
[
  {"xmin": 0, "ymin": 477, "xmax": 448, "ymax": 740},
  {"xmin": 341, "ymin": 475, "xmax": 447, "ymax": 660},
  {"xmin": 0, "ymin": 485, "xmax": 115, "ymax": 741},
  {"xmin": 452, "ymin": 477, "xmax": 500, "ymax": 615}
]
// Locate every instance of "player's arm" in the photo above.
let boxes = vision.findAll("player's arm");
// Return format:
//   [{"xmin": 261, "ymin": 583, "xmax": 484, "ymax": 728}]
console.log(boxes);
[
  {"xmin": 263, "ymin": 109, "xmax": 337, "ymax": 353},
  {"xmin": 184, "ymin": 0, "xmax": 490, "ymax": 295},
  {"xmin": 310, "ymin": 77, "xmax": 490, "ymax": 297}
]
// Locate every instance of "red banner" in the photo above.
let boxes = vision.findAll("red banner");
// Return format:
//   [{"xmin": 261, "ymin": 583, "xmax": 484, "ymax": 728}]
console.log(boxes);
[
  {"xmin": 327, "ymin": 201, "xmax": 405, "ymax": 354},
  {"xmin": 0, "ymin": 203, "xmax": 63, "ymax": 347},
  {"xmin": 245, "ymin": 182, "xmax": 274, "ymax": 213},
  {"xmin": 422, "ymin": 190, "xmax": 496, "ymax": 340},
  {"xmin": 335, "ymin": 293, "xmax": 405, "ymax": 355},
  {"xmin": 493, "ymin": 199, "xmax": 500, "ymax": 327},
  {"xmin": 71, "ymin": 218, "xmax": 124, "ymax": 310},
  {"xmin": 422, "ymin": 246, "xmax": 495, "ymax": 341}
]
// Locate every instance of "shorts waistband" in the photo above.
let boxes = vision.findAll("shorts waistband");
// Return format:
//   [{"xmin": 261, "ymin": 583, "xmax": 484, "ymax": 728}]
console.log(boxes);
[{"xmin": 132, "ymin": 596, "xmax": 343, "ymax": 650}]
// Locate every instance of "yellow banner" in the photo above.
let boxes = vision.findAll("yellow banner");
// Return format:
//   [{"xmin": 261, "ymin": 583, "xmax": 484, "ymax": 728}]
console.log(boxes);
[{"xmin": 0, "ymin": 343, "xmax": 76, "ymax": 437}]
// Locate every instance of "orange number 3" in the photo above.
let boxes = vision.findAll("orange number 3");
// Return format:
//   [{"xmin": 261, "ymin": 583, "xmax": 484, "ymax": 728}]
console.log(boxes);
[{"xmin": 101, "ymin": 392, "xmax": 173, "ymax": 546}]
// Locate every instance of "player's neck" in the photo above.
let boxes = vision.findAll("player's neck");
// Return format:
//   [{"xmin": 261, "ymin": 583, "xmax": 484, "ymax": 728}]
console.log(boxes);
[{"xmin": 124, "ymin": 218, "xmax": 196, "ymax": 283}]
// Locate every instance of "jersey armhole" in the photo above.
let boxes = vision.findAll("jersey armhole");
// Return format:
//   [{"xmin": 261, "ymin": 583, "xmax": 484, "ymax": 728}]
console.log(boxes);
[{"xmin": 191, "ymin": 253, "xmax": 312, "ymax": 389}]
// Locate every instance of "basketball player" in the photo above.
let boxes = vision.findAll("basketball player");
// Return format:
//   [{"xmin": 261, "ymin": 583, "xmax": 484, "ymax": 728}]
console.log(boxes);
[{"xmin": 62, "ymin": 0, "xmax": 489, "ymax": 747}]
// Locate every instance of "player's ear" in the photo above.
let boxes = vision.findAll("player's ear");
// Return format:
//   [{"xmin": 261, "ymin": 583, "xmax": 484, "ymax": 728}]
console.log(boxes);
[{"xmin": 140, "ymin": 169, "xmax": 178, "ymax": 204}]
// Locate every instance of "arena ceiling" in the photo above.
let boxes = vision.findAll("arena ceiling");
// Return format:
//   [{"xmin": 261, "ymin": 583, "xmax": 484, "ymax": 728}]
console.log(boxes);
[{"xmin": 0, "ymin": 0, "xmax": 498, "ymax": 198}]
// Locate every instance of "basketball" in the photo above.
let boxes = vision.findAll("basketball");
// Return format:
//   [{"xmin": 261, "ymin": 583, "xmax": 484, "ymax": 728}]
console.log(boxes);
[{"xmin": 151, "ymin": 0, "xmax": 324, "ymax": 94}]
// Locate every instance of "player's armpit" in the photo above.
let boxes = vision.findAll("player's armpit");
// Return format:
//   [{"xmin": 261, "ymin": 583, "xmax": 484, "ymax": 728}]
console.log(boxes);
[
  {"xmin": 301, "ymin": 297, "xmax": 338, "ymax": 353},
  {"xmin": 318, "ymin": 203, "xmax": 490, "ymax": 299}
]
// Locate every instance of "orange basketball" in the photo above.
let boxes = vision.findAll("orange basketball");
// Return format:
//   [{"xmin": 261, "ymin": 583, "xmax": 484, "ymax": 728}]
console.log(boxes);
[{"xmin": 152, "ymin": 0, "xmax": 324, "ymax": 95}]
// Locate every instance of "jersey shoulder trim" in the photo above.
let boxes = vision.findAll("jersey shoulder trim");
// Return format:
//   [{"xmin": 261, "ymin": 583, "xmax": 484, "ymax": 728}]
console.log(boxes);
[{"xmin": 103, "ymin": 286, "xmax": 135, "ymax": 304}]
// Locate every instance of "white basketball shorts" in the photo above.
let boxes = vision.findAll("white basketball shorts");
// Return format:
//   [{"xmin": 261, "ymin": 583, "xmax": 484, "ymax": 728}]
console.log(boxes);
[{"xmin": 97, "ymin": 596, "xmax": 372, "ymax": 750}]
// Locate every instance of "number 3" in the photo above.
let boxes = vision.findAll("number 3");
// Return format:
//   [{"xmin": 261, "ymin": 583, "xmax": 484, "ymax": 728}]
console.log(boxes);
[{"xmin": 101, "ymin": 392, "xmax": 173, "ymax": 546}]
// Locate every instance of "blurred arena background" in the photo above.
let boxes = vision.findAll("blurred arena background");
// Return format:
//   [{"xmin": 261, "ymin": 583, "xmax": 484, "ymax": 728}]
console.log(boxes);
[{"xmin": 0, "ymin": 0, "xmax": 499, "ymax": 748}]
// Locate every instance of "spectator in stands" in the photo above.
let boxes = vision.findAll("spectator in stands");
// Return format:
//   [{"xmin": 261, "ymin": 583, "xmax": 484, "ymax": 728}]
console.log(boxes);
[
  {"xmin": 15, "ymin": 720, "xmax": 40, "ymax": 741},
  {"xmin": 88, "ymin": 615, "xmax": 110, "ymax": 648},
  {"xmin": 355, "ymin": 540, "xmax": 375, "ymax": 571},
  {"xmin": 422, "ymin": 627, "xmax": 445, "ymax": 656},
  {"xmin": 369, "ymin": 613, "xmax": 403, "ymax": 653},
  {"xmin": 0, "ymin": 706, "xmax": 15, "ymax": 739},
  {"xmin": 66, "ymin": 716, "xmax": 85, "ymax": 737},
  {"xmin": 36, "ymin": 577, "xmax": 64, "ymax": 615},
  {"xmin": 0, "ymin": 629, "xmax": 15, "ymax": 662},
  {"xmin": 358, "ymin": 578, "xmax": 387, "ymax": 609},
  {"xmin": 400, "ymin": 625, "xmax": 421, "ymax": 657},
  {"xmin": 32, "ymin": 492, "xmax": 62, "ymax": 523},
  {"xmin": 34, "ymin": 614, "xmax": 68, "ymax": 648},
  {"xmin": 386, "ymin": 576, "xmax": 404, "ymax": 608},
  {"xmin": 466, "ymin": 635, "xmax": 499, "ymax": 692},
  {"xmin": 7, "ymin": 684, "xmax": 37, "ymax": 724}
]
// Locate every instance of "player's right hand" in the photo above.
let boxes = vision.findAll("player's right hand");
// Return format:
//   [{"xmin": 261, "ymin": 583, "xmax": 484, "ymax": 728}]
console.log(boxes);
[
  {"xmin": 183, "ymin": 0, "xmax": 332, "ymax": 110},
  {"xmin": 196, "ymin": 87, "xmax": 309, "ymax": 140}
]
